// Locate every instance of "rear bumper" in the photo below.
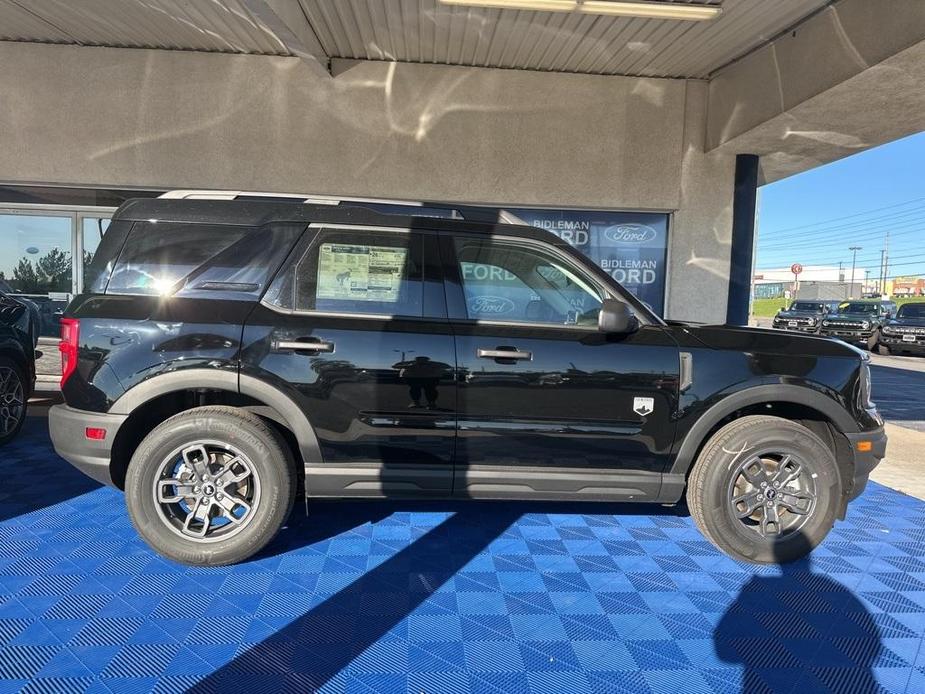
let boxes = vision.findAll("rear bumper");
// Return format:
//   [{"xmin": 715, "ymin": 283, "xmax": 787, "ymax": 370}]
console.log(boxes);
[
  {"xmin": 49, "ymin": 404, "xmax": 126, "ymax": 487},
  {"xmin": 844, "ymin": 426, "xmax": 887, "ymax": 502}
]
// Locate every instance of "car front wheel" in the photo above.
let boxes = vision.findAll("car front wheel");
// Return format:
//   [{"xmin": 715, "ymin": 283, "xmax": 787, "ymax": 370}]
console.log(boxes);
[
  {"xmin": 687, "ymin": 415, "xmax": 840, "ymax": 564},
  {"xmin": 125, "ymin": 406, "xmax": 296, "ymax": 566}
]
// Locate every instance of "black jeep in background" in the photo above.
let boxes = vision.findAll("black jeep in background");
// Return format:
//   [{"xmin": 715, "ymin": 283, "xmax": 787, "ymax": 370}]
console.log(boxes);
[
  {"xmin": 771, "ymin": 300, "xmax": 839, "ymax": 334},
  {"xmin": 50, "ymin": 197, "xmax": 885, "ymax": 567},
  {"xmin": 880, "ymin": 302, "xmax": 925, "ymax": 355},
  {"xmin": 819, "ymin": 300, "xmax": 894, "ymax": 350}
]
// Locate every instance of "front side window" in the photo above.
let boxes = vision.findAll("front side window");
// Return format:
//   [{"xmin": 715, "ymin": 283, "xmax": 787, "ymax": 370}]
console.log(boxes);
[
  {"xmin": 264, "ymin": 228, "xmax": 423, "ymax": 317},
  {"xmin": 453, "ymin": 237, "xmax": 604, "ymax": 326}
]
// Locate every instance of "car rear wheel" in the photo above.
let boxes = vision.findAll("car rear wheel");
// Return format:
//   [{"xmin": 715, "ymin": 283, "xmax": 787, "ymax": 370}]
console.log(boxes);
[
  {"xmin": 125, "ymin": 406, "xmax": 296, "ymax": 566},
  {"xmin": 0, "ymin": 356, "xmax": 27, "ymax": 446},
  {"xmin": 687, "ymin": 415, "xmax": 840, "ymax": 564}
]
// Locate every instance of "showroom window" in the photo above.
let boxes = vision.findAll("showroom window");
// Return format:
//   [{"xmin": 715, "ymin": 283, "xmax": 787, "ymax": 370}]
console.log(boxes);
[
  {"xmin": 453, "ymin": 236, "xmax": 604, "ymax": 327},
  {"xmin": 0, "ymin": 207, "xmax": 114, "ymax": 338},
  {"xmin": 265, "ymin": 228, "xmax": 424, "ymax": 318}
]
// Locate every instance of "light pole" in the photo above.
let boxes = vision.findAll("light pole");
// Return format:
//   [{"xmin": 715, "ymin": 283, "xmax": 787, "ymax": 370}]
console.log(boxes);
[{"xmin": 849, "ymin": 246, "xmax": 862, "ymax": 298}]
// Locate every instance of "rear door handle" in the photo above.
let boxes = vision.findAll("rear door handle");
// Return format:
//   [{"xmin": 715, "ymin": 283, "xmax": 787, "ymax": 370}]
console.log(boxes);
[
  {"xmin": 477, "ymin": 347, "xmax": 532, "ymax": 361},
  {"xmin": 276, "ymin": 339, "xmax": 335, "ymax": 353}
]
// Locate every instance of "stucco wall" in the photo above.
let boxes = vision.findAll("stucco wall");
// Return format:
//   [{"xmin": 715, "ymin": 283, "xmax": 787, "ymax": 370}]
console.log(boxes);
[{"xmin": 0, "ymin": 41, "xmax": 735, "ymax": 322}]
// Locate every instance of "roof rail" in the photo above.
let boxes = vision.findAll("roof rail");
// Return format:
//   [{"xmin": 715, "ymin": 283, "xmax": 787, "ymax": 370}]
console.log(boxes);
[
  {"xmin": 159, "ymin": 189, "xmax": 428, "ymax": 207},
  {"xmin": 157, "ymin": 189, "xmax": 528, "ymax": 226}
]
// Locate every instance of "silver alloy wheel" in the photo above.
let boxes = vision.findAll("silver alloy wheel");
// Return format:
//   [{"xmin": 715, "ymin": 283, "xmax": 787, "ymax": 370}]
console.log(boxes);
[
  {"xmin": 727, "ymin": 452, "xmax": 817, "ymax": 539},
  {"xmin": 0, "ymin": 366, "xmax": 24, "ymax": 437},
  {"xmin": 152, "ymin": 440, "xmax": 261, "ymax": 543}
]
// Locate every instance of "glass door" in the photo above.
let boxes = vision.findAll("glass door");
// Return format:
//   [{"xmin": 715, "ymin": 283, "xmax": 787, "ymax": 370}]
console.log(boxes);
[{"xmin": 78, "ymin": 215, "xmax": 111, "ymax": 294}]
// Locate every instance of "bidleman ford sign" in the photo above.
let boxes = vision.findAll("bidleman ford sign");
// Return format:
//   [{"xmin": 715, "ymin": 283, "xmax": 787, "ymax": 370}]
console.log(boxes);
[{"xmin": 507, "ymin": 209, "xmax": 669, "ymax": 315}]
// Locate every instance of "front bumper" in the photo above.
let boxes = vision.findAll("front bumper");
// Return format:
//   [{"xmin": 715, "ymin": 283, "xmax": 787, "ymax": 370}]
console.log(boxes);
[
  {"xmin": 880, "ymin": 335, "xmax": 925, "ymax": 353},
  {"xmin": 844, "ymin": 425, "xmax": 887, "ymax": 502},
  {"xmin": 49, "ymin": 404, "xmax": 127, "ymax": 487}
]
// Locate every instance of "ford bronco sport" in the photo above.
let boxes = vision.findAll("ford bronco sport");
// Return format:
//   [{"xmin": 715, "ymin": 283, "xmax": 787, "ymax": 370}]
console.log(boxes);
[{"xmin": 50, "ymin": 196, "xmax": 886, "ymax": 566}]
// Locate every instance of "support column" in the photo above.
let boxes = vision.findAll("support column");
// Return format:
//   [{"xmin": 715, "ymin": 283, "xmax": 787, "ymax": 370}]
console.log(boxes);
[{"xmin": 725, "ymin": 154, "xmax": 759, "ymax": 325}]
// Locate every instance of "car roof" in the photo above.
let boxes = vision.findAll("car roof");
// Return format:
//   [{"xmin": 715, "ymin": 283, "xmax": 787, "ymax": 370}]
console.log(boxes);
[{"xmin": 115, "ymin": 197, "xmax": 545, "ymax": 241}]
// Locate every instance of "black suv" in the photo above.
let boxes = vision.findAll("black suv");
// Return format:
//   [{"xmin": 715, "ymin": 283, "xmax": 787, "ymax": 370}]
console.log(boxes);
[
  {"xmin": 0, "ymin": 291, "xmax": 36, "ymax": 444},
  {"xmin": 819, "ymin": 300, "xmax": 894, "ymax": 350},
  {"xmin": 50, "ymin": 198, "xmax": 886, "ymax": 566},
  {"xmin": 880, "ymin": 302, "xmax": 925, "ymax": 355},
  {"xmin": 771, "ymin": 300, "xmax": 838, "ymax": 334}
]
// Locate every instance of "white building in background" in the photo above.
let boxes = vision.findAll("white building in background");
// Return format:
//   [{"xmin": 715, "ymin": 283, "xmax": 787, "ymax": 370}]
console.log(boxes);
[{"xmin": 754, "ymin": 266, "xmax": 844, "ymax": 284}]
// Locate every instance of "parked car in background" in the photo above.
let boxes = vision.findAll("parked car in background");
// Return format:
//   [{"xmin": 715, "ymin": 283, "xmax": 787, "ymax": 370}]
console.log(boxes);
[
  {"xmin": 880, "ymin": 302, "xmax": 925, "ymax": 356},
  {"xmin": 0, "ymin": 280, "xmax": 40, "ymax": 348},
  {"xmin": 50, "ymin": 196, "xmax": 885, "ymax": 567},
  {"xmin": 819, "ymin": 300, "xmax": 893, "ymax": 350},
  {"xmin": 0, "ymin": 291, "xmax": 36, "ymax": 445},
  {"xmin": 771, "ymin": 300, "xmax": 839, "ymax": 333}
]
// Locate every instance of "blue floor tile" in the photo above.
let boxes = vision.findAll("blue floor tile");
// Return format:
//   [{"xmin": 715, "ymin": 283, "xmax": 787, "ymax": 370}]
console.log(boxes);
[{"xmin": 2, "ymin": 417, "xmax": 924, "ymax": 692}]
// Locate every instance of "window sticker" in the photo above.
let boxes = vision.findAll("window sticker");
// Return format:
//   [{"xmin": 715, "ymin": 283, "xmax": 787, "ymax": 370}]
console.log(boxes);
[{"xmin": 316, "ymin": 243, "xmax": 407, "ymax": 302}]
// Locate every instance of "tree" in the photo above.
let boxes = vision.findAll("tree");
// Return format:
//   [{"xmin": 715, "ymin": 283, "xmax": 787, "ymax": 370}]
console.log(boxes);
[
  {"xmin": 36, "ymin": 248, "xmax": 71, "ymax": 291},
  {"xmin": 12, "ymin": 258, "xmax": 40, "ymax": 293}
]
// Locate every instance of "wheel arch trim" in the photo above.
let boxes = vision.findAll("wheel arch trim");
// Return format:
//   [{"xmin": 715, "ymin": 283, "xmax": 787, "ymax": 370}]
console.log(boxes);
[
  {"xmin": 108, "ymin": 369, "xmax": 323, "ymax": 465},
  {"xmin": 669, "ymin": 383, "xmax": 857, "ymax": 478}
]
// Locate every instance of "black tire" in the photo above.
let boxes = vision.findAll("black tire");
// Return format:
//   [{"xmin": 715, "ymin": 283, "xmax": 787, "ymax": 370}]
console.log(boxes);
[
  {"xmin": 687, "ymin": 415, "xmax": 840, "ymax": 565},
  {"xmin": 0, "ymin": 355, "xmax": 27, "ymax": 446},
  {"xmin": 125, "ymin": 406, "xmax": 296, "ymax": 566}
]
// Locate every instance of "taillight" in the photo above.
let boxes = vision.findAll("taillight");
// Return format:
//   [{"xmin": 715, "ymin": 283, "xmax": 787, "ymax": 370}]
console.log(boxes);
[{"xmin": 59, "ymin": 318, "xmax": 79, "ymax": 388}]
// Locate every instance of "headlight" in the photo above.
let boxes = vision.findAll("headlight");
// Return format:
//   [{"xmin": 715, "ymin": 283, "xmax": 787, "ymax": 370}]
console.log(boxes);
[
  {"xmin": 822, "ymin": 320, "xmax": 830, "ymax": 327},
  {"xmin": 807, "ymin": 317, "xmax": 816, "ymax": 325},
  {"xmin": 861, "ymin": 321, "xmax": 870, "ymax": 330},
  {"xmin": 883, "ymin": 326, "xmax": 895, "ymax": 335}
]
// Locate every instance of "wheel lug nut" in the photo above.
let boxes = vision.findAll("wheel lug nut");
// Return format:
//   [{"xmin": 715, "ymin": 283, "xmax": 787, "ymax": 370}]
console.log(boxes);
[
  {"xmin": 766, "ymin": 501, "xmax": 773, "ymax": 507},
  {"xmin": 193, "ymin": 486, "xmax": 200, "ymax": 493},
  {"xmin": 760, "ymin": 482, "xmax": 767, "ymax": 488},
  {"xmin": 757, "ymin": 495, "xmax": 764, "ymax": 501}
]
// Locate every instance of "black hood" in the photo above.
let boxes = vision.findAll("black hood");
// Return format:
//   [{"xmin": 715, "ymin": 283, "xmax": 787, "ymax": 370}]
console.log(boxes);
[
  {"xmin": 677, "ymin": 323, "xmax": 863, "ymax": 358},
  {"xmin": 887, "ymin": 317, "xmax": 925, "ymax": 328}
]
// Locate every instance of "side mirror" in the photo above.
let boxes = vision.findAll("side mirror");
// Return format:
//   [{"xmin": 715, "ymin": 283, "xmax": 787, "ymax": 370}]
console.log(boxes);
[{"xmin": 598, "ymin": 299, "xmax": 638, "ymax": 334}]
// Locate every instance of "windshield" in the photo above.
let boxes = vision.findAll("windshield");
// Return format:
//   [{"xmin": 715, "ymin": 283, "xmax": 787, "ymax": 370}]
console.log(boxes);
[
  {"xmin": 789, "ymin": 302, "xmax": 823, "ymax": 312},
  {"xmin": 897, "ymin": 303, "xmax": 925, "ymax": 319},
  {"xmin": 837, "ymin": 302, "xmax": 878, "ymax": 315}
]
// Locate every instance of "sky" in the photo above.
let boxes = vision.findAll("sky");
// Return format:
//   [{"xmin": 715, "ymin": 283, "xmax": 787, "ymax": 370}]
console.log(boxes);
[{"xmin": 756, "ymin": 130, "xmax": 925, "ymax": 285}]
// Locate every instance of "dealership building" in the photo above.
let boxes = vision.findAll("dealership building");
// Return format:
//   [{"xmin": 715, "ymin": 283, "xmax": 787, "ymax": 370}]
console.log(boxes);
[{"xmin": 1, "ymin": 0, "xmax": 924, "ymax": 338}]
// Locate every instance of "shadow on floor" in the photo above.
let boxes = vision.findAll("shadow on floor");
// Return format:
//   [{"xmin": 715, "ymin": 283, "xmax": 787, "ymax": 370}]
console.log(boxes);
[
  {"xmin": 2, "ymin": 416, "xmax": 100, "ymax": 523},
  {"xmin": 715, "ymin": 533, "xmax": 882, "ymax": 692}
]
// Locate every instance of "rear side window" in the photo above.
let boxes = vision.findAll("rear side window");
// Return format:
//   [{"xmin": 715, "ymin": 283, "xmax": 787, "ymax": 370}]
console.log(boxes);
[
  {"xmin": 264, "ymin": 228, "xmax": 423, "ymax": 317},
  {"xmin": 85, "ymin": 220, "xmax": 132, "ymax": 293},
  {"xmin": 102, "ymin": 222, "xmax": 303, "ymax": 299}
]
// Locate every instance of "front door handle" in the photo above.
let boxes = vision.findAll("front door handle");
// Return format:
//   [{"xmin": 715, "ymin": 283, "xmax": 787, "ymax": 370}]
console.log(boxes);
[
  {"xmin": 477, "ymin": 347, "xmax": 532, "ymax": 361},
  {"xmin": 276, "ymin": 339, "xmax": 335, "ymax": 353}
]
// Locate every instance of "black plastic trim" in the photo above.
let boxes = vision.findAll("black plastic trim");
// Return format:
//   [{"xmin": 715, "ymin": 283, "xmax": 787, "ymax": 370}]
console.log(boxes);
[{"xmin": 670, "ymin": 384, "xmax": 860, "ymax": 477}]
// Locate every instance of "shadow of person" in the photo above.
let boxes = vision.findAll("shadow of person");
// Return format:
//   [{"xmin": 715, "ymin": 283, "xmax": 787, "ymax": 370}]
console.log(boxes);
[
  {"xmin": 714, "ymin": 532, "xmax": 883, "ymax": 692},
  {"xmin": 392, "ymin": 355, "xmax": 452, "ymax": 410}
]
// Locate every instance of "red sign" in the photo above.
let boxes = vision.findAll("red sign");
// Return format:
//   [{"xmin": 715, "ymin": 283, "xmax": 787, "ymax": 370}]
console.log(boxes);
[{"xmin": 790, "ymin": 263, "xmax": 803, "ymax": 275}]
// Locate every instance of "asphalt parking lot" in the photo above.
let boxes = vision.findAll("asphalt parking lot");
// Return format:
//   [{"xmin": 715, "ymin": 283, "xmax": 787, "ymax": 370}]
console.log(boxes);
[{"xmin": 871, "ymin": 353, "xmax": 925, "ymax": 432}]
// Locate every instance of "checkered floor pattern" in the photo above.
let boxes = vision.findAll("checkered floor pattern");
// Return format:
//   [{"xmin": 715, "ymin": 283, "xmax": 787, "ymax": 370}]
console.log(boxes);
[{"xmin": 3, "ymin": 418, "xmax": 925, "ymax": 693}]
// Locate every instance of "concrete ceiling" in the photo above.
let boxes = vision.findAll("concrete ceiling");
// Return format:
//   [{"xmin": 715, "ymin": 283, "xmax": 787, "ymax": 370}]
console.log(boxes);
[{"xmin": 0, "ymin": 0, "xmax": 831, "ymax": 78}]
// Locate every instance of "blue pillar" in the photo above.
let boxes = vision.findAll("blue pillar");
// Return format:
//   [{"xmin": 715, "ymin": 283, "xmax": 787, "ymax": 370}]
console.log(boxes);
[{"xmin": 726, "ymin": 154, "xmax": 759, "ymax": 325}]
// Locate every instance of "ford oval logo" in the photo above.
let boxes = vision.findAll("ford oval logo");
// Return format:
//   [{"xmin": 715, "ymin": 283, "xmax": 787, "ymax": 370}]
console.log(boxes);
[
  {"xmin": 603, "ymin": 223, "xmax": 657, "ymax": 244},
  {"xmin": 469, "ymin": 295, "xmax": 515, "ymax": 315}
]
